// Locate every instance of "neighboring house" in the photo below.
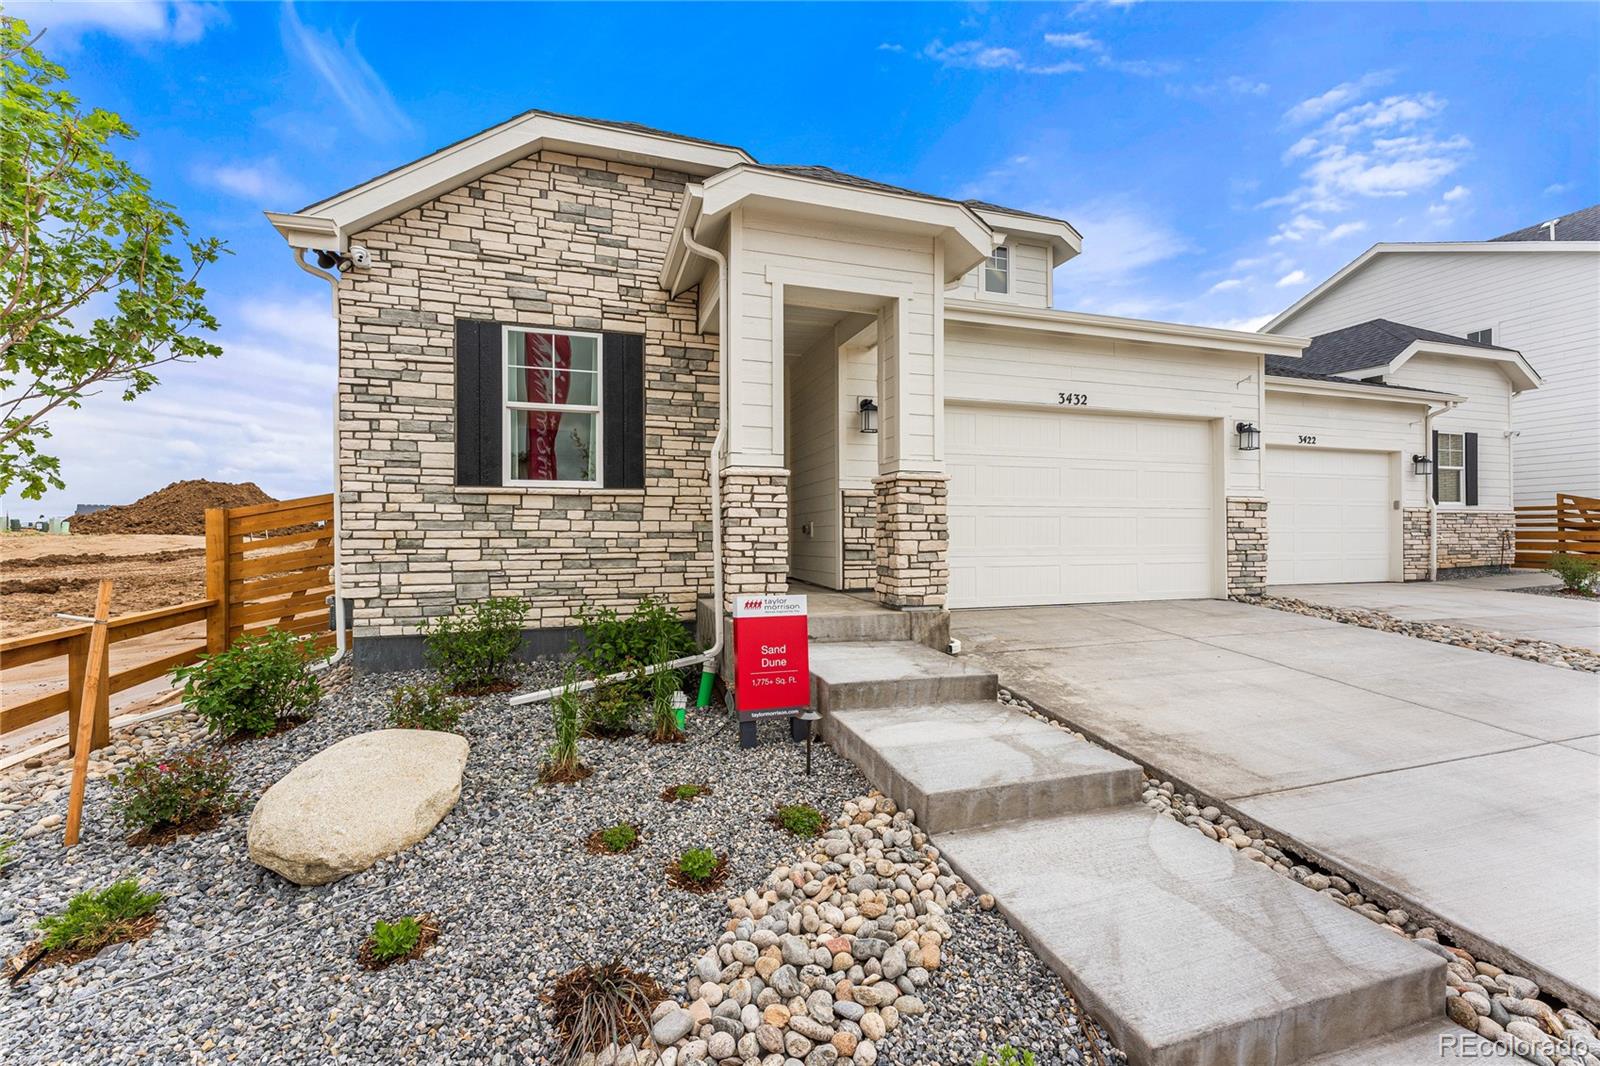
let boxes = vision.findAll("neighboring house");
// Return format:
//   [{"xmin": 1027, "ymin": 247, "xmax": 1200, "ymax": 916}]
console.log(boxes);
[
  {"xmin": 266, "ymin": 110, "xmax": 1536, "ymax": 668},
  {"xmin": 1264, "ymin": 206, "xmax": 1600, "ymax": 509}
]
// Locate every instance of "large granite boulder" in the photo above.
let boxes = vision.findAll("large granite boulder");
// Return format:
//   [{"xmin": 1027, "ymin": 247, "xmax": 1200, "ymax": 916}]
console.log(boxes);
[{"xmin": 248, "ymin": 729, "xmax": 468, "ymax": 885}]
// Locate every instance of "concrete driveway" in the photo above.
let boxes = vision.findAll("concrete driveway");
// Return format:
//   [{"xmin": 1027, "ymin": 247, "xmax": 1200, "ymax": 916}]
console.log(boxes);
[
  {"xmin": 952, "ymin": 597, "xmax": 1600, "ymax": 1015},
  {"xmin": 1270, "ymin": 575, "xmax": 1600, "ymax": 652}
]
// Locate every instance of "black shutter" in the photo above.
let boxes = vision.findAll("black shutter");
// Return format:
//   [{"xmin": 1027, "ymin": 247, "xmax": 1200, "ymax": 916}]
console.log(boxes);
[
  {"xmin": 455, "ymin": 319, "xmax": 503, "ymax": 486},
  {"xmin": 1431, "ymin": 429, "xmax": 1440, "ymax": 503},
  {"xmin": 602, "ymin": 332, "xmax": 646, "ymax": 489},
  {"xmin": 1464, "ymin": 432, "xmax": 1479, "ymax": 506}
]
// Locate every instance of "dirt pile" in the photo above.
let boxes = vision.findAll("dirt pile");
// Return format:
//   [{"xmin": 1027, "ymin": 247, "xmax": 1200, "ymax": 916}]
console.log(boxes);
[{"xmin": 69, "ymin": 480, "xmax": 275, "ymax": 536}]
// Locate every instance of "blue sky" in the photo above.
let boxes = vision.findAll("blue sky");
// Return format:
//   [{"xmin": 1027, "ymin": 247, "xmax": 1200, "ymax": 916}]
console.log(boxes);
[{"xmin": 6, "ymin": 0, "xmax": 1597, "ymax": 519}]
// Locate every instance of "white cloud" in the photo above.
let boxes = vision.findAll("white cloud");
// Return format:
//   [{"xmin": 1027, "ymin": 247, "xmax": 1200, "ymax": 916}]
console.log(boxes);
[
  {"xmin": 922, "ymin": 39, "xmax": 1085, "ymax": 75},
  {"xmin": 1284, "ymin": 70, "xmax": 1394, "ymax": 125},
  {"xmin": 1100, "ymin": 55, "xmax": 1180, "ymax": 77},
  {"xmin": 1442, "ymin": 184, "xmax": 1469, "ymax": 202},
  {"xmin": 877, "ymin": 42, "xmax": 904, "ymax": 53},
  {"xmin": 1323, "ymin": 220, "xmax": 1368, "ymax": 242},
  {"xmin": 1207, "ymin": 278, "xmax": 1244, "ymax": 293},
  {"xmin": 1201, "ymin": 313, "xmax": 1274, "ymax": 333},
  {"xmin": 1226, "ymin": 75, "xmax": 1269, "ymax": 96},
  {"xmin": 1048, "ymin": 199, "xmax": 1193, "ymax": 308},
  {"xmin": 1269, "ymin": 213, "xmax": 1324, "ymax": 244},
  {"xmin": 280, "ymin": 2, "xmax": 412, "ymax": 138},
  {"xmin": 1044, "ymin": 32, "xmax": 1103, "ymax": 50},
  {"xmin": 1544, "ymin": 181, "xmax": 1575, "ymax": 196},
  {"xmin": 1275, "ymin": 269, "xmax": 1307, "ymax": 287},
  {"xmin": 8, "ymin": 1, "xmax": 225, "ymax": 44},
  {"xmin": 193, "ymin": 158, "xmax": 305, "ymax": 204}
]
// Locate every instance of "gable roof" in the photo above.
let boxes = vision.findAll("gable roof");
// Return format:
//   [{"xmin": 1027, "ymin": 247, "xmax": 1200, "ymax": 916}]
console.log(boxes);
[
  {"xmin": 1267, "ymin": 318, "xmax": 1511, "ymax": 379},
  {"xmin": 1489, "ymin": 202, "xmax": 1600, "ymax": 242}
]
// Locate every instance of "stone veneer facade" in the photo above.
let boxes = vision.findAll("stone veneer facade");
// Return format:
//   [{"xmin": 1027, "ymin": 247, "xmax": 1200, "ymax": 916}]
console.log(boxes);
[
  {"xmin": 841, "ymin": 489, "xmax": 878, "ymax": 591},
  {"xmin": 334, "ymin": 149, "xmax": 717, "ymax": 652},
  {"xmin": 1436, "ymin": 510, "xmax": 1516, "ymax": 572},
  {"xmin": 874, "ymin": 474, "xmax": 949, "ymax": 608},
  {"xmin": 1225, "ymin": 497, "xmax": 1268, "ymax": 597},
  {"xmin": 720, "ymin": 469, "xmax": 789, "ymax": 603},
  {"xmin": 1403, "ymin": 507, "xmax": 1431, "ymax": 581}
]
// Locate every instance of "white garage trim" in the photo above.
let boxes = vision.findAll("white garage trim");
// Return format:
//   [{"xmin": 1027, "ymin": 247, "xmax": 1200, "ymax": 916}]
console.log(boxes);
[
  {"xmin": 1266, "ymin": 446, "xmax": 1401, "ymax": 585},
  {"xmin": 946, "ymin": 403, "xmax": 1221, "ymax": 608}
]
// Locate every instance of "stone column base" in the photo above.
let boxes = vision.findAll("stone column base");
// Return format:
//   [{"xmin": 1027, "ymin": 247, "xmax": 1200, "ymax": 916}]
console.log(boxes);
[
  {"xmin": 1403, "ymin": 508, "xmax": 1431, "ymax": 581},
  {"xmin": 720, "ymin": 467, "xmax": 788, "ymax": 607},
  {"xmin": 874, "ymin": 472, "xmax": 949, "ymax": 609},
  {"xmin": 1437, "ymin": 510, "xmax": 1516, "ymax": 571},
  {"xmin": 841, "ymin": 488, "xmax": 877, "ymax": 591},
  {"xmin": 1226, "ymin": 498, "xmax": 1268, "ymax": 597}
]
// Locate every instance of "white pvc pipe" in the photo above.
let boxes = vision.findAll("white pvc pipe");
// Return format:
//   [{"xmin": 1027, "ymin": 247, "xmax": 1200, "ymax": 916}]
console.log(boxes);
[
  {"xmin": 510, "ymin": 224, "xmax": 731, "ymax": 708},
  {"xmin": 292, "ymin": 248, "xmax": 347, "ymax": 666}
]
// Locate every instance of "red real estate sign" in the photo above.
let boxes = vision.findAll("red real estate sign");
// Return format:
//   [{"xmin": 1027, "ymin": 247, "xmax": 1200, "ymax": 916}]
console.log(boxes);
[{"xmin": 733, "ymin": 594, "xmax": 809, "ymax": 719}]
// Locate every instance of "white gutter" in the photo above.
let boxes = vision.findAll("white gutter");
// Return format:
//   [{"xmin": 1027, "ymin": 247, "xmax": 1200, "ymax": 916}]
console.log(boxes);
[
  {"xmin": 292, "ymin": 249, "xmax": 347, "ymax": 666},
  {"xmin": 511, "ymin": 227, "xmax": 729, "ymax": 708},
  {"xmin": 1422, "ymin": 399, "xmax": 1461, "ymax": 582}
]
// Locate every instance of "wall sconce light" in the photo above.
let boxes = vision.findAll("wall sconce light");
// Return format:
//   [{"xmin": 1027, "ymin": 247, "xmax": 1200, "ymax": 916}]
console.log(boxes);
[
  {"xmin": 1235, "ymin": 421, "xmax": 1261, "ymax": 451},
  {"xmin": 858, "ymin": 398, "xmax": 879, "ymax": 434},
  {"xmin": 1412, "ymin": 454, "xmax": 1435, "ymax": 476}
]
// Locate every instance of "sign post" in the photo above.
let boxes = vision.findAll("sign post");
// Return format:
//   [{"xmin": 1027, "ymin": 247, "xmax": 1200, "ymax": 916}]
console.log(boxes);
[{"xmin": 732, "ymin": 594, "xmax": 810, "ymax": 749}]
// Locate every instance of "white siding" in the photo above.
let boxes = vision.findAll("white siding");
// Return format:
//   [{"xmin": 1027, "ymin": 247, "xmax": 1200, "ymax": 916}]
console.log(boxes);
[
  {"xmin": 786, "ymin": 334, "xmax": 840, "ymax": 587},
  {"xmin": 949, "ymin": 241, "xmax": 1052, "ymax": 308},
  {"xmin": 944, "ymin": 323, "xmax": 1265, "ymax": 497},
  {"xmin": 1388, "ymin": 354, "xmax": 1514, "ymax": 509},
  {"xmin": 839, "ymin": 339, "xmax": 878, "ymax": 488},
  {"xmin": 1270, "ymin": 249, "xmax": 1600, "ymax": 505},
  {"xmin": 1263, "ymin": 388, "xmax": 1432, "ymax": 508}
]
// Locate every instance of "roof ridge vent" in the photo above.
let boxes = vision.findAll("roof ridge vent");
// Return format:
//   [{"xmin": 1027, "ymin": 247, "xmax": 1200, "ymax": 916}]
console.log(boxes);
[{"xmin": 1542, "ymin": 218, "xmax": 1561, "ymax": 240}]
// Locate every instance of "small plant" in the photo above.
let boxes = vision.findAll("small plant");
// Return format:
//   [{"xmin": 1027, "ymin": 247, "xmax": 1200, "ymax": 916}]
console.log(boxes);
[
  {"xmin": 1545, "ymin": 552, "xmax": 1599, "ymax": 594},
  {"xmin": 661, "ymin": 782, "xmax": 708, "ymax": 802},
  {"xmin": 109, "ymin": 748, "xmax": 237, "ymax": 841},
  {"xmin": 576, "ymin": 597, "xmax": 695, "ymax": 701},
  {"xmin": 174, "ymin": 628, "xmax": 320, "ymax": 739},
  {"xmin": 420, "ymin": 596, "xmax": 528, "ymax": 693},
  {"xmin": 775, "ymin": 803, "xmax": 825, "ymax": 838},
  {"xmin": 677, "ymin": 847, "xmax": 717, "ymax": 881},
  {"xmin": 542, "ymin": 666, "xmax": 590, "ymax": 783},
  {"xmin": 584, "ymin": 679, "xmax": 638, "ymax": 738},
  {"xmin": 976, "ymin": 1047, "xmax": 1037, "ymax": 1066},
  {"xmin": 588, "ymin": 822, "xmax": 640, "ymax": 854},
  {"xmin": 358, "ymin": 914, "xmax": 438, "ymax": 970},
  {"xmin": 543, "ymin": 962, "xmax": 666, "ymax": 1058},
  {"xmin": 648, "ymin": 637, "xmax": 686, "ymax": 743},
  {"xmin": 37, "ymin": 879, "xmax": 162, "ymax": 954},
  {"xmin": 0, "ymin": 838, "xmax": 14, "ymax": 872},
  {"xmin": 387, "ymin": 682, "xmax": 465, "ymax": 732}
]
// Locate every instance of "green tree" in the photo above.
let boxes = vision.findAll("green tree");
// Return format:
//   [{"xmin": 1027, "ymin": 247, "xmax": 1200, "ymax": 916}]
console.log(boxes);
[{"xmin": 1, "ymin": 17, "xmax": 226, "ymax": 499}]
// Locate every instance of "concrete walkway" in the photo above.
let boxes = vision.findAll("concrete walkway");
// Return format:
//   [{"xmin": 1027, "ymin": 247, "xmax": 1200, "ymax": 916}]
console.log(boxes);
[
  {"xmin": 1269, "ymin": 575, "xmax": 1600, "ymax": 652},
  {"xmin": 952, "ymin": 598, "xmax": 1600, "ymax": 1016}
]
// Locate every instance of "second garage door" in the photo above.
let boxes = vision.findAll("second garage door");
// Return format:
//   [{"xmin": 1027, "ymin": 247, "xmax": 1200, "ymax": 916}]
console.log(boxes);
[
  {"xmin": 1265, "ymin": 447, "xmax": 1395, "ymax": 585},
  {"xmin": 946, "ymin": 404, "xmax": 1216, "ymax": 608}
]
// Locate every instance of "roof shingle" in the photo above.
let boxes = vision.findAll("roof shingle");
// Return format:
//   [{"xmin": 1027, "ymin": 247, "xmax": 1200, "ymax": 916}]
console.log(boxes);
[
  {"xmin": 1488, "ymin": 203, "xmax": 1600, "ymax": 242},
  {"xmin": 1266, "ymin": 318, "xmax": 1509, "ymax": 381}
]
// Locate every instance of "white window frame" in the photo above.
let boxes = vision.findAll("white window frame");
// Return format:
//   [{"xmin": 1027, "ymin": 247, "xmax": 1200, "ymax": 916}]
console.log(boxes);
[
  {"xmin": 501, "ymin": 325, "xmax": 604, "ymax": 489},
  {"xmin": 1435, "ymin": 431, "xmax": 1465, "ymax": 506},
  {"xmin": 983, "ymin": 245, "xmax": 1010, "ymax": 294}
]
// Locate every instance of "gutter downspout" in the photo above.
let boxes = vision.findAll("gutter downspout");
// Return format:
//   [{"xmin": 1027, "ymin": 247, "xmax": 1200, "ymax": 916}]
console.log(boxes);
[
  {"xmin": 1422, "ymin": 398, "xmax": 1460, "ymax": 583},
  {"xmin": 511, "ymin": 226, "xmax": 729, "ymax": 708},
  {"xmin": 293, "ymin": 249, "xmax": 347, "ymax": 666}
]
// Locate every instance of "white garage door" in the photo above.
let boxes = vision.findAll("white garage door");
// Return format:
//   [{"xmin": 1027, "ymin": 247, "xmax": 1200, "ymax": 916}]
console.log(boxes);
[
  {"xmin": 946, "ymin": 404, "xmax": 1216, "ymax": 608},
  {"xmin": 1265, "ymin": 447, "xmax": 1394, "ymax": 585}
]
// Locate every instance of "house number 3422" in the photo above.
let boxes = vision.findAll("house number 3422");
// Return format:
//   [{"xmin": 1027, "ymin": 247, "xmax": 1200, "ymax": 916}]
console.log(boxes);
[
  {"xmin": 1058, "ymin": 392, "xmax": 1089, "ymax": 406},
  {"xmin": 1298, "ymin": 434, "xmax": 1318, "ymax": 444}
]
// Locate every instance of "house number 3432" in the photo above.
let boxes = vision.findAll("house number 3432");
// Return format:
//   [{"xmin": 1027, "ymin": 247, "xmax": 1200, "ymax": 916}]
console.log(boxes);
[{"xmin": 1058, "ymin": 392, "xmax": 1089, "ymax": 406}]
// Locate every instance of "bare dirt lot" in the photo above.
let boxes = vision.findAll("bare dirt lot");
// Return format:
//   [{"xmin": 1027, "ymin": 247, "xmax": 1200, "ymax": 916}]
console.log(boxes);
[{"xmin": 1, "ymin": 534, "xmax": 206, "ymax": 640}]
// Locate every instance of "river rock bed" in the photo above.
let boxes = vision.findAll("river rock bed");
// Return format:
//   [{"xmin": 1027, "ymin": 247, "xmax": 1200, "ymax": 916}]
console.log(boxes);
[
  {"xmin": 1249, "ymin": 594, "xmax": 1600, "ymax": 672},
  {"xmin": 2, "ymin": 668, "xmax": 1120, "ymax": 1065}
]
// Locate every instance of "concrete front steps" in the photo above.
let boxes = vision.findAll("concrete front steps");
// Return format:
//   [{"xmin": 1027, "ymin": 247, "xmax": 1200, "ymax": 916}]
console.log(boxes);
[{"xmin": 811, "ymin": 637, "xmax": 1465, "ymax": 1066}]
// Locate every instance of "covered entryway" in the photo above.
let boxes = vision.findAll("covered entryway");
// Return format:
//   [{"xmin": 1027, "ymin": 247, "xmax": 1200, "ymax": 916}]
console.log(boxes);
[
  {"xmin": 1265, "ymin": 446, "xmax": 1395, "ymax": 584},
  {"xmin": 945, "ymin": 404, "xmax": 1217, "ymax": 608}
]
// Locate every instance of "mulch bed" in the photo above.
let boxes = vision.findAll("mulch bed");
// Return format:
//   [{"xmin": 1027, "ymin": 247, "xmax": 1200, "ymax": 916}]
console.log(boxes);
[
  {"xmin": 356, "ymin": 915, "xmax": 440, "ymax": 972},
  {"xmin": 540, "ymin": 762, "xmax": 594, "ymax": 786},
  {"xmin": 7, "ymin": 914, "xmax": 161, "ymax": 985},
  {"xmin": 225, "ymin": 716, "xmax": 310, "ymax": 745},
  {"xmin": 451, "ymin": 681, "xmax": 517, "ymax": 697},
  {"xmin": 584, "ymin": 824, "xmax": 644, "ymax": 855},
  {"xmin": 126, "ymin": 809, "xmax": 226, "ymax": 848},
  {"xmin": 659, "ymin": 783, "xmax": 712, "ymax": 802},
  {"xmin": 665, "ymin": 852, "xmax": 730, "ymax": 894}
]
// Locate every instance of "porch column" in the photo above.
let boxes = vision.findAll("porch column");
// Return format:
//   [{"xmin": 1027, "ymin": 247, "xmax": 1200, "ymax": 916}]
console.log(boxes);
[
  {"xmin": 873, "ymin": 472, "xmax": 949, "ymax": 608},
  {"xmin": 720, "ymin": 466, "xmax": 789, "ymax": 607}
]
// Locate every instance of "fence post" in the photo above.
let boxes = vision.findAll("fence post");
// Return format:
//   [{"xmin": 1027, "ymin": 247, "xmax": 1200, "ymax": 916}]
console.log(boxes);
[
  {"xmin": 65, "ymin": 580, "xmax": 114, "ymax": 847},
  {"xmin": 205, "ymin": 507, "xmax": 230, "ymax": 653},
  {"xmin": 65, "ymin": 633, "xmax": 89, "ymax": 757}
]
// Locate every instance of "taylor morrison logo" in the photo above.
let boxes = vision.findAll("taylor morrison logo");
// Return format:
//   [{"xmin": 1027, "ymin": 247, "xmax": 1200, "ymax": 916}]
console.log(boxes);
[{"xmin": 744, "ymin": 600, "xmax": 765, "ymax": 610}]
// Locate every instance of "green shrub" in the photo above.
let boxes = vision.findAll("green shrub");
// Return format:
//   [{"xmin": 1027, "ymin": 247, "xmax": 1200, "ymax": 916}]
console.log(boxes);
[
  {"xmin": 668, "ymin": 783, "xmax": 705, "ymax": 801},
  {"xmin": 109, "ymin": 748, "xmax": 236, "ymax": 834},
  {"xmin": 1545, "ymin": 552, "xmax": 1599, "ymax": 593},
  {"xmin": 648, "ymin": 637, "xmax": 686, "ymax": 743},
  {"xmin": 367, "ymin": 916, "xmax": 422, "ymax": 963},
  {"xmin": 775, "ymin": 803, "xmax": 825, "ymax": 837},
  {"xmin": 976, "ymin": 1048, "xmax": 1036, "ymax": 1066},
  {"xmin": 420, "ymin": 596, "xmax": 528, "ymax": 693},
  {"xmin": 387, "ymin": 682, "xmax": 465, "ymax": 732},
  {"xmin": 37, "ymin": 879, "xmax": 162, "ymax": 953},
  {"xmin": 543, "ymin": 666, "xmax": 588, "ymax": 781},
  {"xmin": 676, "ymin": 847, "xmax": 718, "ymax": 882},
  {"xmin": 584, "ymin": 679, "xmax": 638, "ymax": 738},
  {"xmin": 174, "ymin": 629, "xmax": 320, "ymax": 739},
  {"xmin": 576, "ymin": 598, "xmax": 694, "ymax": 690},
  {"xmin": 597, "ymin": 823, "xmax": 638, "ymax": 853}
]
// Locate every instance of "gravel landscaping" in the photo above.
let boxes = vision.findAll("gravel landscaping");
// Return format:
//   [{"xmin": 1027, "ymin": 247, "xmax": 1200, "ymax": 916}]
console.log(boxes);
[{"xmin": 1, "ymin": 665, "xmax": 1122, "ymax": 1065}]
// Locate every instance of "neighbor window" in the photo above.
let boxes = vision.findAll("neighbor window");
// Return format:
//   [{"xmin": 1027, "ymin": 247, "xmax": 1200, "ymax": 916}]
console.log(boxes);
[
  {"xmin": 1436, "ymin": 432, "xmax": 1465, "ymax": 504},
  {"xmin": 1467, "ymin": 328, "xmax": 1493, "ymax": 345},
  {"xmin": 504, "ymin": 328, "xmax": 602, "ymax": 485},
  {"xmin": 984, "ymin": 245, "xmax": 1010, "ymax": 293}
]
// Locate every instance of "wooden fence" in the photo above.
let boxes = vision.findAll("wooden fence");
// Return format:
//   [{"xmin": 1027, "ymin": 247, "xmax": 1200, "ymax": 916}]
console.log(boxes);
[
  {"xmin": 0, "ymin": 494, "xmax": 335, "ymax": 753},
  {"xmin": 1513, "ymin": 492, "xmax": 1600, "ymax": 568}
]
